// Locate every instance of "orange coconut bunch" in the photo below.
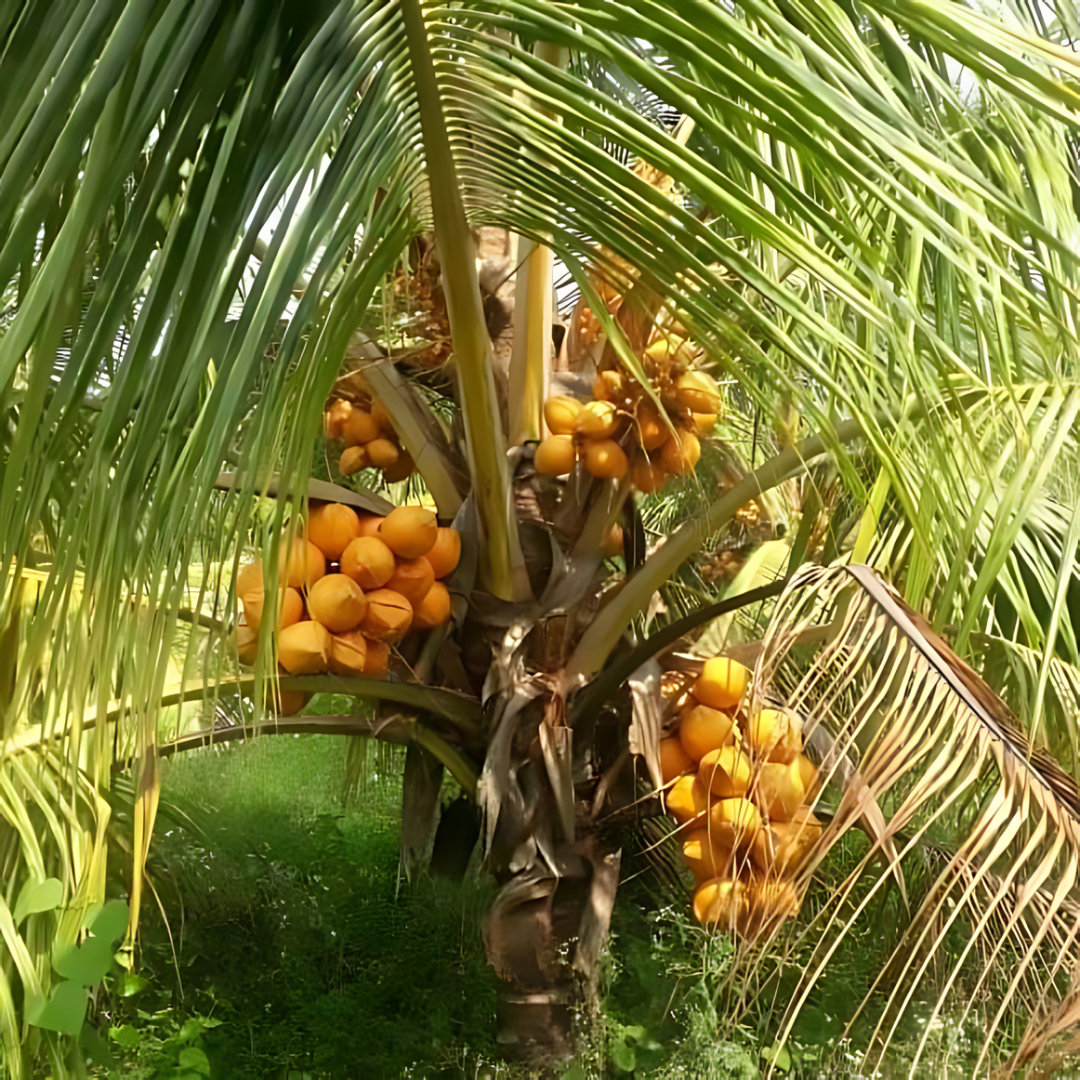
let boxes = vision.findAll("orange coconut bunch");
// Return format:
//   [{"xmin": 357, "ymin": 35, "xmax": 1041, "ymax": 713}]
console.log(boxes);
[
  {"xmin": 658, "ymin": 656, "xmax": 823, "ymax": 941},
  {"xmin": 232, "ymin": 504, "xmax": 460, "ymax": 712},
  {"xmin": 533, "ymin": 357, "xmax": 720, "ymax": 493},
  {"xmin": 324, "ymin": 395, "xmax": 414, "ymax": 483}
]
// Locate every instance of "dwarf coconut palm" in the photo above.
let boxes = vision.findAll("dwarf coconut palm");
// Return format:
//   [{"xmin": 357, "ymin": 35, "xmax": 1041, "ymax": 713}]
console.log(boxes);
[{"xmin": 2, "ymin": 0, "xmax": 1080, "ymax": 1075}]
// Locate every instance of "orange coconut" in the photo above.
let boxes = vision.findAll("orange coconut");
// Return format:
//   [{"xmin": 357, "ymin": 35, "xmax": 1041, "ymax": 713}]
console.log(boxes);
[
  {"xmin": 236, "ymin": 561, "xmax": 264, "ymax": 600},
  {"xmin": 306, "ymin": 574, "xmax": 368, "ymax": 633},
  {"xmin": 693, "ymin": 657, "xmax": 751, "ymax": 711},
  {"xmin": 380, "ymin": 506, "xmax": 437, "ymax": 559},
  {"xmin": 751, "ymin": 807, "xmax": 821, "ymax": 876},
  {"xmin": 660, "ymin": 430, "xmax": 701, "ymax": 475},
  {"xmin": 746, "ymin": 707, "xmax": 802, "ymax": 764},
  {"xmin": 636, "ymin": 404, "xmax": 669, "ymax": 452},
  {"xmin": 674, "ymin": 371, "xmax": 722, "ymax": 415},
  {"xmin": 739, "ymin": 879, "xmax": 801, "ymax": 940},
  {"xmin": 692, "ymin": 413, "xmax": 717, "ymax": 436},
  {"xmin": 279, "ymin": 536, "xmax": 326, "ymax": 590},
  {"xmin": 357, "ymin": 514, "xmax": 384, "ymax": 538},
  {"xmin": 382, "ymin": 450, "xmax": 414, "ymax": 482},
  {"xmin": 366, "ymin": 438, "xmax": 400, "ymax": 469},
  {"xmin": 754, "ymin": 760, "xmax": 805, "ymax": 822},
  {"xmin": 339, "ymin": 445, "xmax": 369, "ymax": 476},
  {"xmin": 413, "ymin": 580, "xmax": 452, "ymax": 630},
  {"xmin": 324, "ymin": 399, "xmax": 353, "ymax": 440},
  {"xmin": 575, "ymin": 399, "xmax": 619, "ymax": 438},
  {"xmin": 307, "ymin": 503, "xmax": 363, "ymax": 561},
  {"xmin": 583, "ymin": 439, "xmax": 628, "ymax": 480},
  {"xmin": 425, "ymin": 528, "xmax": 461, "ymax": 579},
  {"xmin": 543, "ymin": 396, "xmax": 584, "ymax": 435},
  {"xmin": 386, "ymin": 557, "xmax": 435, "ymax": 607},
  {"xmin": 370, "ymin": 400, "xmax": 394, "ymax": 434},
  {"xmin": 534, "ymin": 435, "xmax": 577, "ymax": 477},
  {"xmin": 235, "ymin": 624, "xmax": 258, "ymax": 666},
  {"xmin": 360, "ymin": 589, "xmax": 413, "ymax": 643},
  {"xmin": 276, "ymin": 690, "xmax": 311, "ymax": 717},
  {"xmin": 364, "ymin": 637, "xmax": 390, "ymax": 677},
  {"xmin": 328, "ymin": 628, "xmax": 367, "ymax": 676},
  {"xmin": 602, "ymin": 524, "xmax": 624, "ymax": 559},
  {"xmin": 667, "ymin": 774, "xmax": 711, "ymax": 826},
  {"xmin": 659, "ymin": 737, "xmax": 694, "ymax": 784},
  {"xmin": 341, "ymin": 408, "xmax": 380, "ymax": 447},
  {"xmin": 693, "ymin": 877, "xmax": 745, "ymax": 931},
  {"xmin": 698, "ymin": 745, "xmax": 751, "ymax": 799},
  {"xmin": 707, "ymin": 797, "xmax": 762, "ymax": 849},
  {"xmin": 340, "ymin": 536, "xmax": 396, "ymax": 591},
  {"xmin": 678, "ymin": 703, "xmax": 737, "ymax": 762},
  {"xmin": 682, "ymin": 830, "xmax": 735, "ymax": 882},
  {"xmin": 631, "ymin": 456, "xmax": 667, "ymax": 494},
  {"xmin": 277, "ymin": 620, "xmax": 331, "ymax": 675},
  {"xmin": 242, "ymin": 586, "xmax": 303, "ymax": 634}
]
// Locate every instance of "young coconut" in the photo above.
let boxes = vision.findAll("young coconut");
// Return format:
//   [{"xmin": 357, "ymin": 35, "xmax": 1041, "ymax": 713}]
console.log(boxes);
[
  {"xmin": 679, "ymin": 703, "xmax": 738, "ymax": 761},
  {"xmin": 276, "ymin": 690, "xmax": 312, "ymax": 717},
  {"xmin": 235, "ymin": 624, "xmax": 258, "ymax": 666},
  {"xmin": 339, "ymin": 445, "xmax": 369, "ymax": 476},
  {"xmin": 660, "ymin": 737, "xmax": 694, "ymax": 784},
  {"xmin": 277, "ymin": 620, "xmax": 332, "ymax": 675},
  {"xmin": 659, "ymin": 429, "xmax": 701, "ymax": 475},
  {"xmin": 693, "ymin": 877, "xmax": 746, "ymax": 931},
  {"xmin": 682, "ymin": 829, "xmax": 735, "ymax": 881},
  {"xmin": 341, "ymin": 409, "xmax": 380, "ymax": 447},
  {"xmin": 366, "ymin": 438, "xmax": 400, "ymax": 469},
  {"xmin": 340, "ymin": 536, "xmax": 396, "ymax": 591},
  {"xmin": 324, "ymin": 399, "xmax": 352, "ymax": 440},
  {"xmin": 361, "ymin": 589, "xmax": 413, "ymax": 643},
  {"xmin": 693, "ymin": 657, "xmax": 751, "ymax": 711},
  {"xmin": 279, "ymin": 536, "xmax": 327, "ymax": 590},
  {"xmin": 692, "ymin": 413, "xmax": 717, "ymax": 436},
  {"xmin": 307, "ymin": 503, "xmax": 362, "ymax": 561},
  {"xmin": 674, "ymin": 371, "xmax": 722, "ymax": 415},
  {"xmin": 382, "ymin": 450, "xmax": 414, "ymax": 483},
  {"xmin": 235, "ymin": 561, "xmax": 264, "ymax": 601},
  {"xmin": 631, "ymin": 457, "xmax": 667, "ymax": 494},
  {"xmin": 667, "ymin": 774, "xmax": 712, "ymax": 826},
  {"xmin": 307, "ymin": 574, "xmax": 368, "ymax": 633},
  {"xmin": 424, "ymin": 528, "xmax": 461, "ymax": 579},
  {"xmin": 380, "ymin": 506, "xmax": 438, "ymax": 559},
  {"xmin": 534, "ymin": 435, "xmax": 577, "ymax": 477},
  {"xmin": 740, "ymin": 879, "xmax": 801, "ymax": 940},
  {"xmin": 583, "ymin": 439, "xmax": 628, "ymax": 480},
  {"xmin": 328, "ymin": 628, "xmax": 367, "ymax": 676},
  {"xmin": 707, "ymin": 796, "xmax": 762, "ymax": 849},
  {"xmin": 543, "ymin": 396, "xmax": 584, "ymax": 435},
  {"xmin": 364, "ymin": 637, "xmax": 390, "ymax": 677},
  {"xmin": 754, "ymin": 760, "xmax": 805, "ymax": 822},
  {"xmin": 242, "ymin": 586, "xmax": 304, "ymax": 634},
  {"xmin": 636, "ymin": 404, "xmax": 669, "ymax": 451},
  {"xmin": 385, "ymin": 557, "xmax": 435, "ymax": 608},
  {"xmin": 413, "ymin": 580, "xmax": 452, "ymax": 630},
  {"xmin": 357, "ymin": 514, "xmax": 384, "ymax": 538},
  {"xmin": 699, "ymin": 745, "xmax": 752, "ymax": 799},
  {"xmin": 751, "ymin": 807, "xmax": 821, "ymax": 876},
  {"xmin": 370, "ymin": 400, "xmax": 394, "ymax": 435},
  {"xmin": 746, "ymin": 707, "xmax": 802, "ymax": 763}
]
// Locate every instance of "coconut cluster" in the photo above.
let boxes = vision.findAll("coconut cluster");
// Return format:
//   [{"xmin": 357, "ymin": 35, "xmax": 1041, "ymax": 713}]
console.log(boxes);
[
  {"xmin": 659, "ymin": 657, "xmax": 822, "ymax": 941},
  {"xmin": 232, "ymin": 504, "xmax": 459, "ymax": 710},
  {"xmin": 534, "ymin": 353, "xmax": 720, "ymax": 493},
  {"xmin": 323, "ymin": 396, "xmax": 414, "ymax": 483}
]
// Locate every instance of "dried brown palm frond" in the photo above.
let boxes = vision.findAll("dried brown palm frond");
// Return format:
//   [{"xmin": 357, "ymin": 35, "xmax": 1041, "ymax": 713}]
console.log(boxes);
[{"xmin": 729, "ymin": 563, "xmax": 1080, "ymax": 1078}]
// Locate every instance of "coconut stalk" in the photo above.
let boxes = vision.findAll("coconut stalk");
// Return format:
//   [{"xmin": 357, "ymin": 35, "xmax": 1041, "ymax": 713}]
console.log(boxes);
[{"xmin": 401, "ymin": 0, "xmax": 528, "ymax": 600}]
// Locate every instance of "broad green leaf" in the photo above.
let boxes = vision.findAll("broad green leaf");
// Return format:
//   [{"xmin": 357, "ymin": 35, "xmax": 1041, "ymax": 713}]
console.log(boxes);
[
  {"xmin": 26, "ymin": 981, "xmax": 87, "ymax": 1035},
  {"xmin": 12, "ymin": 878, "xmax": 62, "ymax": 927}
]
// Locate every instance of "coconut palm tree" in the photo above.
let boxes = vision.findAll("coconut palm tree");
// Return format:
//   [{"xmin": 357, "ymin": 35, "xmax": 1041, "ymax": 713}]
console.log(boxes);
[{"xmin": 2, "ymin": 0, "xmax": 1080, "ymax": 1074}]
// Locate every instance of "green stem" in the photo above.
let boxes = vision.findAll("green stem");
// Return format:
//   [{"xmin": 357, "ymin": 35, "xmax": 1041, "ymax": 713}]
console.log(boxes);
[
  {"xmin": 564, "ymin": 419, "xmax": 866, "ymax": 683},
  {"xmin": 401, "ymin": 0, "xmax": 526, "ymax": 600}
]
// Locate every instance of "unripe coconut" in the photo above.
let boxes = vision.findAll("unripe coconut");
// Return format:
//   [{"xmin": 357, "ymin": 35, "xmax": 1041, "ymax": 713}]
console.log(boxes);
[
  {"xmin": 414, "ymin": 580, "xmax": 452, "ymax": 630},
  {"xmin": 236, "ymin": 561, "xmax": 264, "ymax": 601},
  {"xmin": 740, "ymin": 879, "xmax": 801, "ymax": 940},
  {"xmin": 307, "ymin": 574, "xmax": 367, "ymax": 633},
  {"xmin": 342, "ymin": 408, "xmax": 380, "ymax": 447},
  {"xmin": 277, "ymin": 620, "xmax": 331, "ymax": 675},
  {"xmin": 659, "ymin": 736, "xmax": 694, "ymax": 784},
  {"xmin": 279, "ymin": 537, "xmax": 326, "ymax": 590},
  {"xmin": 675, "ymin": 371, "xmax": 722, "ymax": 415},
  {"xmin": 242, "ymin": 586, "xmax": 303, "ymax": 633},
  {"xmin": 660, "ymin": 430, "xmax": 701, "ymax": 475},
  {"xmin": 276, "ymin": 689, "xmax": 311, "ymax": 717},
  {"xmin": 357, "ymin": 514, "xmax": 384, "ymax": 538},
  {"xmin": 592, "ymin": 370, "xmax": 626, "ymax": 402},
  {"xmin": 575, "ymin": 399, "xmax": 619, "ymax": 438},
  {"xmin": 340, "ymin": 536, "xmax": 396, "ymax": 590},
  {"xmin": 360, "ymin": 588, "xmax": 413, "ymax": 643},
  {"xmin": 693, "ymin": 877, "xmax": 745, "ymax": 931},
  {"xmin": 699, "ymin": 745, "xmax": 751, "ymax": 798},
  {"xmin": 693, "ymin": 657, "xmax": 751, "ymax": 711},
  {"xmin": 682, "ymin": 829, "xmax": 735, "ymax": 881},
  {"xmin": 636, "ymin": 404, "xmax": 669, "ymax": 451},
  {"xmin": 324, "ymin": 399, "xmax": 352, "ymax": 440},
  {"xmin": 370, "ymin": 400, "xmax": 394, "ymax": 435},
  {"xmin": 386, "ymin": 557, "xmax": 435, "ymax": 607},
  {"xmin": 707, "ymin": 796, "xmax": 762, "ymax": 849},
  {"xmin": 328, "ymin": 628, "xmax": 367, "ymax": 676},
  {"xmin": 425, "ymin": 528, "xmax": 461, "ymax": 579},
  {"xmin": 631, "ymin": 457, "xmax": 667, "ymax": 494},
  {"xmin": 754, "ymin": 760, "xmax": 805, "ymax": 822},
  {"xmin": 644, "ymin": 335, "xmax": 683, "ymax": 365},
  {"xmin": 364, "ymin": 637, "xmax": 390, "ymax": 677},
  {"xmin": 380, "ymin": 505, "xmax": 438, "ymax": 559},
  {"xmin": 692, "ymin": 412, "xmax": 717, "ymax": 436},
  {"xmin": 746, "ymin": 707, "xmax": 802, "ymax": 764},
  {"xmin": 666, "ymin": 774, "xmax": 711, "ymax": 826},
  {"xmin": 307, "ymin": 503, "xmax": 362, "ymax": 561},
  {"xmin": 339, "ymin": 445, "xmax": 369, "ymax": 476},
  {"xmin": 543, "ymin": 396, "xmax": 583, "ymax": 435},
  {"xmin": 382, "ymin": 450, "xmax": 414, "ymax": 483},
  {"xmin": 366, "ymin": 438, "xmax": 400, "ymax": 469},
  {"xmin": 583, "ymin": 439, "xmax": 628, "ymax": 480},
  {"xmin": 235, "ymin": 624, "xmax": 258, "ymax": 666},
  {"xmin": 796, "ymin": 754, "xmax": 821, "ymax": 800},
  {"xmin": 751, "ymin": 807, "xmax": 821, "ymax": 876},
  {"xmin": 679, "ymin": 703, "xmax": 737, "ymax": 761},
  {"xmin": 534, "ymin": 435, "xmax": 577, "ymax": 477}
]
